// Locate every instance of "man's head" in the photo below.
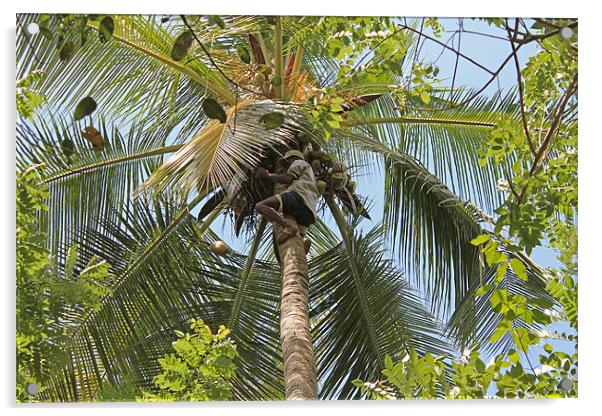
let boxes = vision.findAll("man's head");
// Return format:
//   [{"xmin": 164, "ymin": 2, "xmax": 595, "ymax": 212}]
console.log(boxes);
[{"xmin": 283, "ymin": 150, "xmax": 305, "ymax": 162}]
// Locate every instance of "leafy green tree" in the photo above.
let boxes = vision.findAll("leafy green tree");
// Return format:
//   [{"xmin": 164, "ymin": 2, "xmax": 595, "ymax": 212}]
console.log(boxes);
[
  {"xmin": 16, "ymin": 165, "xmax": 113, "ymax": 402},
  {"xmin": 97, "ymin": 319, "xmax": 237, "ymax": 402},
  {"xmin": 16, "ymin": 15, "xmax": 576, "ymax": 400}
]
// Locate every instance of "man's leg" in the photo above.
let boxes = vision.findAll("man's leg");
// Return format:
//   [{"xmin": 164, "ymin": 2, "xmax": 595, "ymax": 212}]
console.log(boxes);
[{"xmin": 255, "ymin": 195, "xmax": 299, "ymax": 236}]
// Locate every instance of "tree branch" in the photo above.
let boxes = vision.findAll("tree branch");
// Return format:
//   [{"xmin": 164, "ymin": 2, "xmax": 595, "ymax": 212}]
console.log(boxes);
[
  {"xmin": 399, "ymin": 23, "xmax": 495, "ymax": 75},
  {"xmin": 506, "ymin": 22, "xmax": 537, "ymax": 156},
  {"xmin": 514, "ymin": 71, "xmax": 578, "ymax": 204},
  {"xmin": 528, "ymin": 72, "xmax": 578, "ymax": 176}
]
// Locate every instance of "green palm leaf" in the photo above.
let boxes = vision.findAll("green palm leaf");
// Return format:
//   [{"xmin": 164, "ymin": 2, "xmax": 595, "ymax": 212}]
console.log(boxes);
[
  {"xmin": 310, "ymin": 210, "xmax": 451, "ymax": 399},
  {"xmin": 17, "ymin": 116, "xmax": 180, "ymax": 258},
  {"xmin": 139, "ymin": 100, "xmax": 306, "ymax": 198}
]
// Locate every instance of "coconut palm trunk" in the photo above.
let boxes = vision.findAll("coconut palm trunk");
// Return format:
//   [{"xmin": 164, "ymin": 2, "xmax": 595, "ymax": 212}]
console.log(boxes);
[{"xmin": 274, "ymin": 186, "xmax": 318, "ymax": 400}]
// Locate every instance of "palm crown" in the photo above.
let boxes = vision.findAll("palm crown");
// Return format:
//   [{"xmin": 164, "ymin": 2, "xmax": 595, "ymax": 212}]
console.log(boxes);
[{"xmin": 16, "ymin": 14, "xmax": 552, "ymax": 400}]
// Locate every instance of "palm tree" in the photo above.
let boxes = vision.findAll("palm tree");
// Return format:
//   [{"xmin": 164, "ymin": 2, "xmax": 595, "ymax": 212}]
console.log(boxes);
[{"xmin": 16, "ymin": 14, "xmax": 552, "ymax": 400}]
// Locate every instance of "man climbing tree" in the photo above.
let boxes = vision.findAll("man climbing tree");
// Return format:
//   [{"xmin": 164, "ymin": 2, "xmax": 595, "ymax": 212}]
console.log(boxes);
[{"xmin": 255, "ymin": 149, "xmax": 318, "ymax": 255}]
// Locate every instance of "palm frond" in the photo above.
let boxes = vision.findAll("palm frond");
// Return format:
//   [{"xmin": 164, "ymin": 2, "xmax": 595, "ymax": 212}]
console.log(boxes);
[
  {"xmin": 311, "ymin": 204, "xmax": 451, "ymax": 399},
  {"xmin": 16, "ymin": 14, "xmax": 234, "ymax": 138},
  {"xmin": 17, "ymin": 116, "xmax": 180, "ymax": 258},
  {"xmin": 334, "ymin": 130, "xmax": 484, "ymax": 314},
  {"xmin": 342, "ymin": 88, "xmax": 518, "ymax": 213},
  {"xmin": 41, "ymin": 197, "xmax": 286, "ymax": 401},
  {"xmin": 139, "ymin": 100, "xmax": 305, "ymax": 198},
  {"xmin": 445, "ymin": 248, "xmax": 554, "ymax": 355}
]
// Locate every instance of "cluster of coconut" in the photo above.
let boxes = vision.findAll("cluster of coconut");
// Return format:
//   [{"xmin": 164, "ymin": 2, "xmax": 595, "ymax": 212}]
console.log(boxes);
[{"xmin": 298, "ymin": 134, "xmax": 356, "ymax": 197}]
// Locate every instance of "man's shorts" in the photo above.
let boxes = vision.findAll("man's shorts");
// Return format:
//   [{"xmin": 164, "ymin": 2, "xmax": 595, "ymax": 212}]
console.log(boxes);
[{"xmin": 276, "ymin": 191, "xmax": 315, "ymax": 227}]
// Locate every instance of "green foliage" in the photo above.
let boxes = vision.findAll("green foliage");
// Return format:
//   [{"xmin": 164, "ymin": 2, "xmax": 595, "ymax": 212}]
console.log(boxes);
[
  {"xmin": 16, "ymin": 70, "xmax": 46, "ymax": 119},
  {"xmin": 424, "ymin": 18, "xmax": 444, "ymax": 38},
  {"xmin": 299, "ymin": 17, "xmax": 412, "ymax": 138},
  {"xmin": 135, "ymin": 319, "xmax": 238, "ymax": 402},
  {"xmin": 355, "ymin": 339, "xmax": 577, "ymax": 399},
  {"xmin": 305, "ymin": 94, "xmax": 346, "ymax": 139},
  {"xmin": 409, "ymin": 63, "xmax": 439, "ymax": 105},
  {"xmin": 16, "ymin": 165, "xmax": 113, "ymax": 402},
  {"xmin": 477, "ymin": 31, "xmax": 577, "ymax": 256}
]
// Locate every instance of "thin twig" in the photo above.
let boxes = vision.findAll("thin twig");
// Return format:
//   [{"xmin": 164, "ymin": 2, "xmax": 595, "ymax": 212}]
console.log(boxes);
[
  {"xmin": 504, "ymin": 168, "xmax": 521, "ymax": 201},
  {"xmin": 506, "ymin": 22, "xmax": 536, "ymax": 156},
  {"xmin": 410, "ymin": 18, "xmax": 426, "ymax": 72},
  {"xmin": 444, "ymin": 28, "xmax": 508, "ymax": 41},
  {"xmin": 515, "ymin": 71, "xmax": 578, "ymax": 204},
  {"xmin": 399, "ymin": 23, "xmax": 495, "ymax": 75},
  {"xmin": 450, "ymin": 18, "xmax": 462, "ymax": 98},
  {"xmin": 528, "ymin": 72, "xmax": 578, "ymax": 176},
  {"xmin": 517, "ymin": 21, "xmax": 578, "ymax": 44}
]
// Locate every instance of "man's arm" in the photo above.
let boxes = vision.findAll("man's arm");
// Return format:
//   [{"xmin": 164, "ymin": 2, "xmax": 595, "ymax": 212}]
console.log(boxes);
[{"xmin": 256, "ymin": 167, "xmax": 294, "ymax": 185}]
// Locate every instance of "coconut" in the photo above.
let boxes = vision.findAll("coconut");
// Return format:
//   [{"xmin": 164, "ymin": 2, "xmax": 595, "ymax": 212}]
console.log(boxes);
[
  {"xmin": 346, "ymin": 181, "xmax": 357, "ymax": 193},
  {"xmin": 257, "ymin": 64, "xmax": 272, "ymax": 75},
  {"xmin": 209, "ymin": 240, "xmax": 229, "ymax": 256},
  {"xmin": 309, "ymin": 150, "xmax": 325, "ymax": 160},
  {"xmin": 331, "ymin": 172, "xmax": 348, "ymax": 190},
  {"xmin": 316, "ymin": 180, "xmax": 327, "ymax": 195},
  {"xmin": 311, "ymin": 159, "xmax": 322, "ymax": 172},
  {"xmin": 332, "ymin": 162, "xmax": 346, "ymax": 173},
  {"xmin": 254, "ymin": 73, "xmax": 265, "ymax": 85},
  {"xmin": 319, "ymin": 154, "xmax": 333, "ymax": 168},
  {"xmin": 297, "ymin": 131, "xmax": 308, "ymax": 143}
]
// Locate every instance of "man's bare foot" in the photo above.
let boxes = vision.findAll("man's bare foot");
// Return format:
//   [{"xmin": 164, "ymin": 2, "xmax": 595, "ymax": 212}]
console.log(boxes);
[
  {"xmin": 303, "ymin": 238, "xmax": 311, "ymax": 255},
  {"xmin": 277, "ymin": 223, "xmax": 301, "ymax": 245}
]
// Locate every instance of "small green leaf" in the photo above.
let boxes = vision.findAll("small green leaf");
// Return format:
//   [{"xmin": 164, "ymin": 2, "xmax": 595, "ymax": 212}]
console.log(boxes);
[
  {"xmin": 512, "ymin": 328, "xmax": 531, "ymax": 353},
  {"xmin": 327, "ymin": 119, "xmax": 341, "ymax": 129},
  {"xmin": 508, "ymin": 349, "xmax": 520, "ymax": 364},
  {"xmin": 74, "ymin": 96, "xmax": 97, "ymax": 120},
  {"xmin": 385, "ymin": 355, "xmax": 393, "ymax": 370},
  {"xmin": 490, "ymin": 320, "xmax": 511, "ymax": 344},
  {"xmin": 270, "ymin": 75, "xmax": 283, "ymax": 86},
  {"xmin": 202, "ymin": 98, "xmax": 227, "ymax": 123},
  {"xmin": 470, "ymin": 234, "xmax": 490, "ymax": 246},
  {"xmin": 171, "ymin": 30, "xmax": 194, "ymax": 62},
  {"xmin": 495, "ymin": 261, "xmax": 508, "ymax": 284},
  {"xmin": 59, "ymin": 41, "xmax": 75, "ymax": 61},
  {"xmin": 420, "ymin": 91, "xmax": 431, "ymax": 104},
  {"xmin": 259, "ymin": 112, "xmax": 285, "ymax": 130},
  {"xmin": 208, "ymin": 15, "xmax": 226, "ymax": 29},
  {"xmin": 351, "ymin": 379, "xmax": 364, "ymax": 388},
  {"xmin": 490, "ymin": 326, "xmax": 507, "ymax": 344},
  {"xmin": 237, "ymin": 46, "xmax": 251, "ymax": 64},
  {"xmin": 475, "ymin": 284, "xmax": 493, "ymax": 297},
  {"xmin": 485, "ymin": 249, "xmax": 506, "ymax": 265},
  {"xmin": 490, "ymin": 289, "xmax": 510, "ymax": 314},
  {"xmin": 510, "ymin": 258, "xmax": 528, "ymax": 281},
  {"xmin": 98, "ymin": 16, "xmax": 114, "ymax": 43}
]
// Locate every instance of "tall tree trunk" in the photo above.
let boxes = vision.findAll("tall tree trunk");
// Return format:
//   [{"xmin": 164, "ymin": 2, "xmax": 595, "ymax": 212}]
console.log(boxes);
[{"xmin": 274, "ymin": 185, "xmax": 318, "ymax": 400}]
